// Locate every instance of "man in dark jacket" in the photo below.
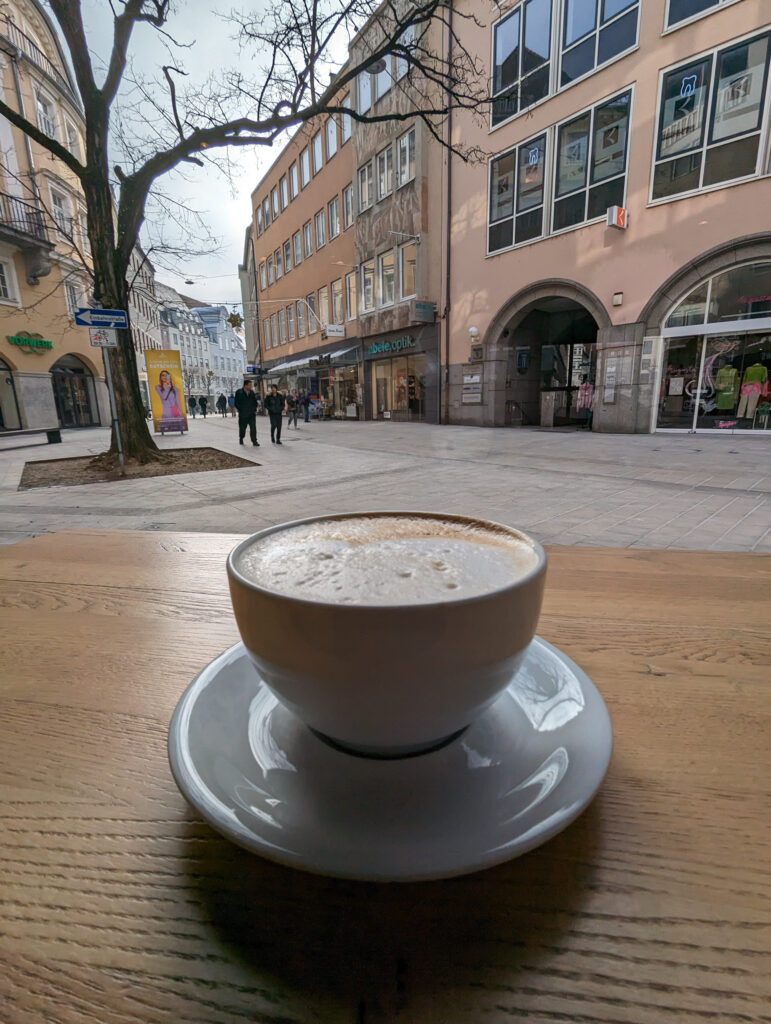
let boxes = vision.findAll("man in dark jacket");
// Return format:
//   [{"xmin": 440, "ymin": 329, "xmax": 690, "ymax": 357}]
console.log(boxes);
[
  {"xmin": 263, "ymin": 384, "xmax": 286, "ymax": 445},
  {"xmin": 234, "ymin": 380, "xmax": 260, "ymax": 446}
]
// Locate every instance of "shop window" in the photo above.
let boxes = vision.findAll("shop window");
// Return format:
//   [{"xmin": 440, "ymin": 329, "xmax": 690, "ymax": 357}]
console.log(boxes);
[
  {"xmin": 326, "ymin": 118, "xmax": 338, "ymax": 159},
  {"xmin": 287, "ymin": 305, "xmax": 296, "ymax": 341},
  {"xmin": 297, "ymin": 301, "xmax": 306, "ymax": 337},
  {"xmin": 341, "ymin": 95, "xmax": 352, "ymax": 142},
  {"xmin": 331, "ymin": 278, "xmax": 344, "ymax": 322},
  {"xmin": 312, "ymin": 131, "xmax": 323, "ymax": 174},
  {"xmin": 300, "ymin": 147, "xmax": 310, "ymax": 187},
  {"xmin": 278, "ymin": 309, "xmax": 287, "ymax": 344},
  {"xmin": 652, "ymin": 32, "xmax": 770, "ymax": 201},
  {"xmin": 271, "ymin": 187, "xmax": 279, "ymax": 219},
  {"xmin": 358, "ymin": 163, "xmax": 373, "ymax": 210},
  {"xmin": 274, "ymin": 247, "xmax": 282, "ymax": 279},
  {"xmin": 318, "ymin": 286, "xmax": 329, "ymax": 328},
  {"xmin": 397, "ymin": 128, "xmax": 415, "ymax": 186},
  {"xmin": 553, "ymin": 89, "xmax": 630, "ymax": 231},
  {"xmin": 400, "ymin": 242, "xmax": 417, "ymax": 298},
  {"xmin": 289, "ymin": 163, "xmax": 298, "ymax": 198},
  {"xmin": 492, "ymin": 0, "xmax": 552, "ymax": 126},
  {"xmin": 395, "ymin": 24, "xmax": 415, "ymax": 81},
  {"xmin": 303, "ymin": 220, "xmax": 313, "ymax": 258},
  {"xmin": 346, "ymin": 270, "xmax": 357, "ymax": 319},
  {"xmin": 377, "ymin": 145, "xmax": 393, "ymax": 199},
  {"xmin": 328, "ymin": 196, "xmax": 340, "ymax": 239},
  {"xmin": 489, "ymin": 132, "xmax": 547, "ymax": 252},
  {"xmin": 362, "ymin": 259, "xmax": 375, "ymax": 310},
  {"xmin": 561, "ymin": 0, "xmax": 638, "ymax": 87},
  {"xmin": 666, "ymin": 0, "xmax": 740, "ymax": 30},
  {"xmin": 292, "ymin": 230, "xmax": 302, "ymax": 267},
  {"xmin": 343, "ymin": 183, "xmax": 354, "ymax": 229},
  {"xmin": 314, "ymin": 209, "xmax": 326, "ymax": 248},
  {"xmin": 358, "ymin": 71, "xmax": 372, "ymax": 113},
  {"xmin": 378, "ymin": 251, "xmax": 395, "ymax": 306}
]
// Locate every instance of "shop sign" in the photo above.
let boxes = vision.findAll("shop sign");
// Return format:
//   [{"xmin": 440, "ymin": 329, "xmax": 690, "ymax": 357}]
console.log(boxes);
[
  {"xmin": 606, "ymin": 206, "xmax": 628, "ymax": 230},
  {"xmin": 367, "ymin": 336, "xmax": 416, "ymax": 357},
  {"xmin": 325, "ymin": 324, "xmax": 345, "ymax": 339},
  {"xmin": 7, "ymin": 332, "xmax": 53, "ymax": 352},
  {"xmin": 410, "ymin": 300, "xmax": 436, "ymax": 323}
]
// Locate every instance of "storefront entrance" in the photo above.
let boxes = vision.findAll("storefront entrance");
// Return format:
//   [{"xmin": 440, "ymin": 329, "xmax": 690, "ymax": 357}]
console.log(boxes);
[
  {"xmin": 372, "ymin": 354, "xmax": 428, "ymax": 421},
  {"xmin": 51, "ymin": 354, "xmax": 97, "ymax": 428}
]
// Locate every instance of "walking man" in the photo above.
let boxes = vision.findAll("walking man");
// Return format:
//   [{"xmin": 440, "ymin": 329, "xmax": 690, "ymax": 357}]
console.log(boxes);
[
  {"xmin": 264, "ymin": 384, "xmax": 286, "ymax": 445},
  {"xmin": 234, "ymin": 379, "xmax": 260, "ymax": 446}
]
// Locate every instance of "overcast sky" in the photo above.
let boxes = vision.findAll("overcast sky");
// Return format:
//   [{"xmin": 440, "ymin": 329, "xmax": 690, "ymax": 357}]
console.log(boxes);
[{"xmin": 76, "ymin": 0, "xmax": 313, "ymax": 309}]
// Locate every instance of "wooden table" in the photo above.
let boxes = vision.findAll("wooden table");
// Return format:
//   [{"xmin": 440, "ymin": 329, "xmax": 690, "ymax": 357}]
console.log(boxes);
[{"xmin": 1, "ymin": 530, "xmax": 768, "ymax": 1024}]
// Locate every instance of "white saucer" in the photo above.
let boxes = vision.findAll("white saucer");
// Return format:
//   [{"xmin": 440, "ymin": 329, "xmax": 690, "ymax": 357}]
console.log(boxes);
[{"xmin": 168, "ymin": 639, "xmax": 612, "ymax": 881}]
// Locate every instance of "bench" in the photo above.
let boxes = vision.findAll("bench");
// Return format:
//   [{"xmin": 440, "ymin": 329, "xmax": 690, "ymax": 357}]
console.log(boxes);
[{"xmin": 0, "ymin": 427, "xmax": 62, "ymax": 446}]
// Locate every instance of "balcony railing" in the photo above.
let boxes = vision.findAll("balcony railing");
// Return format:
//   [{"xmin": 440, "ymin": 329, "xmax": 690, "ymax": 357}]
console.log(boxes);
[
  {"xmin": 0, "ymin": 16, "xmax": 78, "ymax": 105},
  {"xmin": 0, "ymin": 190, "xmax": 49, "ymax": 244}
]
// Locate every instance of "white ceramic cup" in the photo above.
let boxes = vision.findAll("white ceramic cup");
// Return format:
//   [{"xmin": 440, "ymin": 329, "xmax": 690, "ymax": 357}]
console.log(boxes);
[{"xmin": 227, "ymin": 512, "xmax": 547, "ymax": 757}]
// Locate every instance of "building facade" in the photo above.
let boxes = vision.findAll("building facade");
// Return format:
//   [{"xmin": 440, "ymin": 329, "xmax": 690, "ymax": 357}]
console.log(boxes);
[
  {"xmin": 448, "ymin": 0, "xmax": 770, "ymax": 435},
  {"xmin": 128, "ymin": 245, "xmax": 163, "ymax": 409},
  {"xmin": 156, "ymin": 283, "xmax": 212, "ymax": 402},
  {"xmin": 191, "ymin": 304, "xmax": 247, "ymax": 398},
  {"xmin": 0, "ymin": 0, "xmax": 109, "ymax": 432}
]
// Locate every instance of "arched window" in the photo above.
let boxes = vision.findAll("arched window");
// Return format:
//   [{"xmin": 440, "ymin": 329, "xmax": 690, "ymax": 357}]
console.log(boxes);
[
  {"xmin": 50, "ymin": 354, "xmax": 97, "ymax": 427},
  {"xmin": 665, "ymin": 262, "xmax": 771, "ymax": 331}
]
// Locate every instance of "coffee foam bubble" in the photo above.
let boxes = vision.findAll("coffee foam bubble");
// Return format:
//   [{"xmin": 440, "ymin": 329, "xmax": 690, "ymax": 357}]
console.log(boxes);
[{"xmin": 237, "ymin": 515, "xmax": 539, "ymax": 605}]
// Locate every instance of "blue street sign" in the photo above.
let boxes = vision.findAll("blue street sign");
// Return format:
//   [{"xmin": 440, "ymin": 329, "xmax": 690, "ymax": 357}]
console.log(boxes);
[{"xmin": 74, "ymin": 308, "xmax": 129, "ymax": 329}]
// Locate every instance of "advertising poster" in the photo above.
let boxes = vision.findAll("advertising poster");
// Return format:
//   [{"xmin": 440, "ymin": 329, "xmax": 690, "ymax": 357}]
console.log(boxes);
[{"xmin": 145, "ymin": 349, "xmax": 188, "ymax": 434}]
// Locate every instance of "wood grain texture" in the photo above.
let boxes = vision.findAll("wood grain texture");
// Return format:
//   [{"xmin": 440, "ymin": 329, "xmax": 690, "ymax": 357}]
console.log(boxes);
[{"xmin": 0, "ymin": 529, "xmax": 769, "ymax": 1024}]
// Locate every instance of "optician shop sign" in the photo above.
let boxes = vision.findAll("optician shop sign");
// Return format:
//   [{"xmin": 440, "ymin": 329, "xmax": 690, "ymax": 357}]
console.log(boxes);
[
  {"xmin": 7, "ymin": 332, "xmax": 53, "ymax": 352},
  {"xmin": 366, "ymin": 335, "xmax": 416, "ymax": 357}
]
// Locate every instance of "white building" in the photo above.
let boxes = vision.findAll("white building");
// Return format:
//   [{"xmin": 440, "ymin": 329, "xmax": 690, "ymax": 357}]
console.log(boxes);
[
  {"xmin": 191, "ymin": 304, "xmax": 247, "ymax": 397},
  {"xmin": 156, "ymin": 283, "xmax": 212, "ymax": 400},
  {"xmin": 127, "ymin": 245, "xmax": 162, "ymax": 408}
]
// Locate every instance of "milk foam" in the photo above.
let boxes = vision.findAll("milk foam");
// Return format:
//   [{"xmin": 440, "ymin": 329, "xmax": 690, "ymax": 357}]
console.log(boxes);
[{"xmin": 237, "ymin": 515, "xmax": 539, "ymax": 605}]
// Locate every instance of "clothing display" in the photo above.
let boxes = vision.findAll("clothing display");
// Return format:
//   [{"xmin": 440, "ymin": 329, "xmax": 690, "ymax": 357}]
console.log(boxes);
[
  {"xmin": 736, "ymin": 364, "xmax": 769, "ymax": 419},
  {"xmin": 714, "ymin": 365, "xmax": 739, "ymax": 410}
]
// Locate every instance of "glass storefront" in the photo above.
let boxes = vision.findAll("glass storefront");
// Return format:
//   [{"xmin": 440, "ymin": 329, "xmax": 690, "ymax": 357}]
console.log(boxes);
[
  {"xmin": 51, "ymin": 354, "xmax": 98, "ymax": 428},
  {"xmin": 372, "ymin": 353, "xmax": 429, "ymax": 421},
  {"xmin": 314, "ymin": 363, "xmax": 364, "ymax": 419}
]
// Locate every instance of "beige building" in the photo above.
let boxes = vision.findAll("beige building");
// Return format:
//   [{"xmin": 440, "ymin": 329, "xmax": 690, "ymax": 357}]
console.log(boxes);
[
  {"xmin": 448, "ymin": 0, "xmax": 770, "ymax": 434},
  {"xmin": 0, "ymin": 0, "xmax": 109, "ymax": 434}
]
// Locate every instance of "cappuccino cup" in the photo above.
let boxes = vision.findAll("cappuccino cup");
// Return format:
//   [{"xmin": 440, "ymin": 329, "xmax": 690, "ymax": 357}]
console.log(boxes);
[{"xmin": 227, "ymin": 512, "xmax": 546, "ymax": 756}]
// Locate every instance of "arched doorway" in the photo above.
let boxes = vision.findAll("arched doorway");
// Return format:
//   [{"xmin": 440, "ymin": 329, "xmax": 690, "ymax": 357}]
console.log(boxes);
[
  {"xmin": 0, "ymin": 358, "xmax": 22, "ymax": 431},
  {"xmin": 51, "ymin": 354, "xmax": 98, "ymax": 428}
]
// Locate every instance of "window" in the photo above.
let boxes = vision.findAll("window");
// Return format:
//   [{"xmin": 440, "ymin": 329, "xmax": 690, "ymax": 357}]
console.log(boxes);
[
  {"xmin": 378, "ymin": 251, "xmax": 395, "ymax": 305},
  {"xmin": 314, "ymin": 209, "xmax": 326, "ymax": 249},
  {"xmin": 345, "ymin": 270, "xmax": 357, "ymax": 320},
  {"xmin": 293, "ymin": 230, "xmax": 302, "ymax": 266},
  {"xmin": 259, "ymin": 262, "xmax": 267, "ymax": 289},
  {"xmin": 278, "ymin": 309, "xmax": 287, "ymax": 344},
  {"xmin": 283, "ymin": 240, "xmax": 292, "ymax": 273},
  {"xmin": 343, "ymin": 183, "xmax": 354, "ymax": 229},
  {"xmin": 64, "ymin": 279, "xmax": 81, "ymax": 316},
  {"xmin": 397, "ymin": 128, "xmax": 416, "ymax": 186},
  {"xmin": 287, "ymin": 304, "xmax": 296, "ymax": 341},
  {"xmin": 331, "ymin": 278, "xmax": 344, "ymax": 322},
  {"xmin": 312, "ymin": 131, "xmax": 323, "ymax": 173},
  {"xmin": 267, "ymin": 254, "xmax": 274, "ymax": 284},
  {"xmin": 306, "ymin": 293, "xmax": 317, "ymax": 332},
  {"xmin": 262, "ymin": 198, "xmax": 270, "ymax": 227},
  {"xmin": 667, "ymin": 0, "xmax": 735, "ymax": 30},
  {"xmin": 491, "ymin": 0, "xmax": 552, "ymax": 126},
  {"xmin": 300, "ymin": 147, "xmax": 310, "ymax": 187},
  {"xmin": 289, "ymin": 163, "xmax": 298, "ymax": 199},
  {"xmin": 553, "ymin": 89, "xmax": 630, "ymax": 230},
  {"xmin": 65, "ymin": 120, "xmax": 80, "ymax": 160},
  {"xmin": 256, "ymin": 206, "xmax": 263, "ymax": 235},
  {"xmin": 303, "ymin": 220, "xmax": 313, "ymax": 257},
  {"xmin": 489, "ymin": 133, "xmax": 547, "ymax": 251},
  {"xmin": 400, "ymin": 242, "xmax": 417, "ymax": 298},
  {"xmin": 328, "ymin": 196, "xmax": 340, "ymax": 238},
  {"xmin": 375, "ymin": 60, "xmax": 392, "ymax": 101},
  {"xmin": 358, "ymin": 163, "xmax": 374, "ymax": 210},
  {"xmin": 50, "ymin": 189, "xmax": 71, "ymax": 235},
  {"xmin": 36, "ymin": 93, "xmax": 57, "ymax": 138},
  {"xmin": 362, "ymin": 259, "xmax": 375, "ymax": 310},
  {"xmin": 280, "ymin": 176, "xmax": 288, "ymax": 209},
  {"xmin": 274, "ymin": 247, "xmax": 283, "ymax": 279},
  {"xmin": 0, "ymin": 258, "xmax": 16, "ymax": 300},
  {"xmin": 341, "ymin": 95, "xmax": 352, "ymax": 142},
  {"xmin": 377, "ymin": 146, "xmax": 394, "ymax": 199},
  {"xmin": 270, "ymin": 313, "xmax": 278, "ymax": 347},
  {"xmin": 271, "ymin": 187, "xmax": 279, "ymax": 219},
  {"xmin": 652, "ymin": 32, "xmax": 770, "ymax": 201},
  {"xmin": 297, "ymin": 300, "xmax": 307, "ymax": 337},
  {"xmin": 318, "ymin": 285, "xmax": 329, "ymax": 328},
  {"xmin": 358, "ymin": 71, "xmax": 372, "ymax": 113},
  {"xmin": 561, "ymin": 0, "xmax": 638, "ymax": 87},
  {"xmin": 326, "ymin": 118, "xmax": 338, "ymax": 159}
]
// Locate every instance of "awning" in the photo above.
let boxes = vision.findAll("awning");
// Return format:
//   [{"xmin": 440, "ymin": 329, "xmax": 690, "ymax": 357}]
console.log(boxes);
[
  {"xmin": 265, "ymin": 356, "xmax": 312, "ymax": 373},
  {"xmin": 325, "ymin": 346, "xmax": 359, "ymax": 361}
]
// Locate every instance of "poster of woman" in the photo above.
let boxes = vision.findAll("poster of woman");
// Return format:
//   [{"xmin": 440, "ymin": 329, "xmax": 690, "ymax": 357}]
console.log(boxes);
[{"xmin": 146, "ymin": 350, "xmax": 188, "ymax": 434}]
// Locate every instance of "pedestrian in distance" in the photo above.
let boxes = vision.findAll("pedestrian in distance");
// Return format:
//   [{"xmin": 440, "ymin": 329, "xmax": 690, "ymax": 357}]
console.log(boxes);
[
  {"xmin": 188, "ymin": 395, "xmax": 197, "ymax": 419},
  {"xmin": 234, "ymin": 379, "xmax": 260, "ymax": 446},
  {"xmin": 301, "ymin": 390, "xmax": 311, "ymax": 423},
  {"xmin": 228, "ymin": 394, "xmax": 236, "ymax": 417},
  {"xmin": 264, "ymin": 384, "xmax": 286, "ymax": 444},
  {"xmin": 286, "ymin": 389, "xmax": 299, "ymax": 428},
  {"xmin": 198, "ymin": 395, "xmax": 208, "ymax": 418},
  {"xmin": 216, "ymin": 393, "xmax": 227, "ymax": 417}
]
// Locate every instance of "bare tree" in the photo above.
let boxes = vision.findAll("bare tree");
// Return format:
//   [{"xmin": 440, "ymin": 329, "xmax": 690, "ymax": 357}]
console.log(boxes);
[{"xmin": 0, "ymin": 0, "xmax": 486, "ymax": 462}]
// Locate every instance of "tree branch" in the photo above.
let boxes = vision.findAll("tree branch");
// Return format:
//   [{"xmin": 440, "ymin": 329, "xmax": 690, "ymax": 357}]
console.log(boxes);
[{"xmin": 0, "ymin": 98, "xmax": 86, "ymax": 180}]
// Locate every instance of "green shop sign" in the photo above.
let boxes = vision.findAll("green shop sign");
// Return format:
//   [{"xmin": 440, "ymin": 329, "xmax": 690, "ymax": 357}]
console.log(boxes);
[
  {"xmin": 7, "ymin": 332, "xmax": 53, "ymax": 352},
  {"xmin": 367, "ymin": 336, "xmax": 416, "ymax": 356}
]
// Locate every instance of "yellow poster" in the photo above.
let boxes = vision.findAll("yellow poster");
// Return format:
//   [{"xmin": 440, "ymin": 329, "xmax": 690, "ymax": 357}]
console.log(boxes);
[{"xmin": 145, "ymin": 350, "xmax": 188, "ymax": 434}]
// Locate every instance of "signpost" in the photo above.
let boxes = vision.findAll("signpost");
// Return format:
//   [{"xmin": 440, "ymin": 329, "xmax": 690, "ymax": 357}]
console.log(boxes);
[
  {"xmin": 87, "ymin": 316, "xmax": 126, "ymax": 475},
  {"xmin": 75, "ymin": 308, "xmax": 129, "ymax": 329}
]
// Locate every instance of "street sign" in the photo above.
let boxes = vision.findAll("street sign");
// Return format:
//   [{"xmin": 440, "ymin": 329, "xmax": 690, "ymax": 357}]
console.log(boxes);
[
  {"xmin": 89, "ymin": 327, "xmax": 118, "ymax": 348},
  {"xmin": 75, "ymin": 307, "xmax": 129, "ymax": 328}
]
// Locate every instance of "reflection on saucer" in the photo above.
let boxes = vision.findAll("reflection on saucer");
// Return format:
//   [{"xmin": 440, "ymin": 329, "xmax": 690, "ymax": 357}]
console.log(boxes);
[{"xmin": 509, "ymin": 642, "xmax": 585, "ymax": 731}]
